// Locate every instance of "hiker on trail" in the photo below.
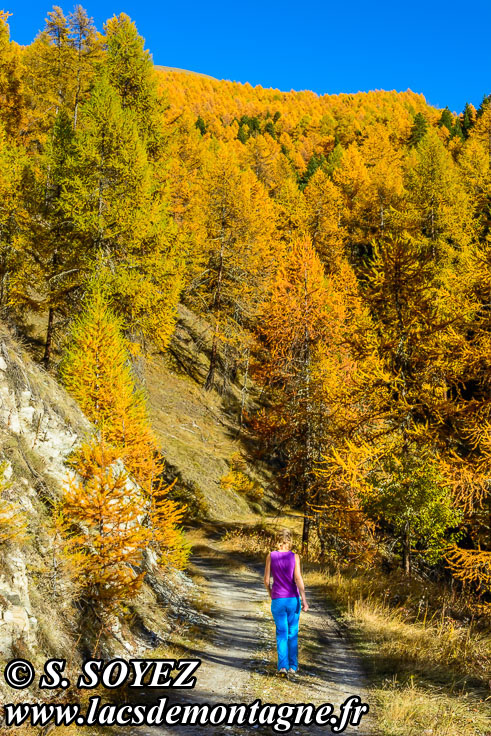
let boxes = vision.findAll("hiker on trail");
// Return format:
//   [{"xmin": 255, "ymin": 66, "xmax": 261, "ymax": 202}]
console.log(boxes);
[{"xmin": 263, "ymin": 529, "xmax": 309, "ymax": 676}]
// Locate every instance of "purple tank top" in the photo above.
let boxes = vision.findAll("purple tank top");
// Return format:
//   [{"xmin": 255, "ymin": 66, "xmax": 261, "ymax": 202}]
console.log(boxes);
[{"xmin": 270, "ymin": 550, "xmax": 299, "ymax": 599}]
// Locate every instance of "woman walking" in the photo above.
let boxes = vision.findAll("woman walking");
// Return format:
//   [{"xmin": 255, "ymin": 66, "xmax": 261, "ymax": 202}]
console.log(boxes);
[{"xmin": 264, "ymin": 529, "xmax": 309, "ymax": 676}]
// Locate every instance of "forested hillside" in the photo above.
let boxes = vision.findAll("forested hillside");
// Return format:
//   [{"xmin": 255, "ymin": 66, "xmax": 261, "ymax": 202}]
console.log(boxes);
[{"xmin": 0, "ymin": 1, "xmax": 490, "ymax": 654}]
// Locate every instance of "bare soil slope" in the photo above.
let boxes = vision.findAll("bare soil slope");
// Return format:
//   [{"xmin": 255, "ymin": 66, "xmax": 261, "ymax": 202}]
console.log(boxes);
[{"xmin": 144, "ymin": 305, "xmax": 273, "ymax": 522}]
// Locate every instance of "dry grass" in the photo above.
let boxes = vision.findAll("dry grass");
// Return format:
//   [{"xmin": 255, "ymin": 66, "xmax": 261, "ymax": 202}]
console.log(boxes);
[
  {"xmin": 219, "ymin": 512, "xmax": 307, "ymax": 558},
  {"xmin": 144, "ymin": 304, "xmax": 279, "ymax": 524},
  {"xmin": 350, "ymin": 597, "xmax": 489, "ymax": 683},
  {"xmin": 144, "ymin": 347, "xmax": 253, "ymax": 522},
  {"xmin": 374, "ymin": 679, "xmax": 490, "ymax": 736},
  {"xmin": 221, "ymin": 523, "xmax": 276, "ymax": 556},
  {"xmin": 316, "ymin": 568, "xmax": 490, "ymax": 685},
  {"xmin": 310, "ymin": 567, "xmax": 491, "ymax": 736}
]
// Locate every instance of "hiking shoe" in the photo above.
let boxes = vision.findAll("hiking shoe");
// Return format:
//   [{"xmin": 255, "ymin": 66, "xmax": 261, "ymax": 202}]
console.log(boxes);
[
  {"xmin": 277, "ymin": 668, "xmax": 287, "ymax": 676},
  {"xmin": 288, "ymin": 668, "xmax": 297, "ymax": 678}
]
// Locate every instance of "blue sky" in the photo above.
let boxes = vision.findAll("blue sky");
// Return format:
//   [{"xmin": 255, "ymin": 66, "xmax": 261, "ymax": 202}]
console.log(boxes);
[{"xmin": 7, "ymin": 0, "xmax": 491, "ymax": 113}]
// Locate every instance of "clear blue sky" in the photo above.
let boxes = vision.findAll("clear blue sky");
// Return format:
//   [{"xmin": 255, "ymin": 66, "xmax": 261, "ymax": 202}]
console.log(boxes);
[{"xmin": 7, "ymin": 0, "xmax": 491, "ymax": 113}]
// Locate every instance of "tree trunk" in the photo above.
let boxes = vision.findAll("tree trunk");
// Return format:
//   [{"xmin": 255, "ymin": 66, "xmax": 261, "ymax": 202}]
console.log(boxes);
[
  {"xmin": 239, "ymin": 348, "xmax": 250, "ymax": 426},
  {"xmin": 204, "ymin": 322, "xmax": 219, "ymax": 391},
  {"xmin": 402, "ymin": 523, "xmax": 411, "ymax": 576},
  {"xmin": 302, "ymin": 504, "xmax": 310, "ymax": 558},
  {"xmin": 315, "ymin": 512, "xmax": 326, "ymax": 559},
  {"xmin": 43, "ymin": 307, "xmax": 55, "ymax": 368},
  {"xmin": 73, "ymin": 42, "xmax": 82, "ymax": 130},
  {"xmin": 301, "ymin": 260, "xmax": 313, "ymax": 558},
  {"xmin": 205, "ymin": 237, "xmax": 225, "ymax": 391}
]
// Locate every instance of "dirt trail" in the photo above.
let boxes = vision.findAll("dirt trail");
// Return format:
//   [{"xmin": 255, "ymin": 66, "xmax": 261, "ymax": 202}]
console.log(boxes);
[{"xmin": 140, "ymin": 545, "xmax": 374, "ymax": 736}]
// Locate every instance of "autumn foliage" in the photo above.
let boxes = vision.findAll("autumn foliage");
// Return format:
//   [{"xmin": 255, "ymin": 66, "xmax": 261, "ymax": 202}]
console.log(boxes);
[
  {"xmin": 1, "ymin": 6, "xmax": 490, "ymax": 608},
  {"xmin": 60, "ymin": 283, "xmax": 187, "ymax": 607},
  {"xmin": 62, "ymin": 440, "xmax": 149, "ymax": 604}
]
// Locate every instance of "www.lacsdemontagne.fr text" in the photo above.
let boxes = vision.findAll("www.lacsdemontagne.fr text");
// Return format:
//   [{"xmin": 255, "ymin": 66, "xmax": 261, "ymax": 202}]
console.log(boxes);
[{"xmin": 3, "ymin": 695, "xmax": 369, "ymax": 733}]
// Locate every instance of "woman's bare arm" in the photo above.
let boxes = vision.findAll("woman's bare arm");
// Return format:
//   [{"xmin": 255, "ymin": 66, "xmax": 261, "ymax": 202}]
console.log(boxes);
[
  {"xmin": 264, "ymin": 552, "xmax": 272, "ymax": 598},
  {"xmin": 294, "ymin": 553, "xmax": 309, "ymax": 611}
]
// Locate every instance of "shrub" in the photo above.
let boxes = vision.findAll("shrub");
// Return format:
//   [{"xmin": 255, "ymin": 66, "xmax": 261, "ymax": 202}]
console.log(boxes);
[{"xmin": 221, "ymin": 453, "xmax": 264, "ymax": 502}]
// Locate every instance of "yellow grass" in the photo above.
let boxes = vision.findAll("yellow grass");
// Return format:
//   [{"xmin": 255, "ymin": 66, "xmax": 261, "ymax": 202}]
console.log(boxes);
[
  {"xmin": 374, "ymin": 679, "xmax": 490, "ymax": 736},
  {"xmin": 310, "ymin": 567, "xmax": 491, "ymax": 736},
  {"xmin": 317, "ymin": 569, "xmax": 490, "ymax": 683}
]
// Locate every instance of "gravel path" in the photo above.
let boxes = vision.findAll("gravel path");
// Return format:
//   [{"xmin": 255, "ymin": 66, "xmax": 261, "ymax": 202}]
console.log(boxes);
[{"xmin": 139, "ymin": 547, "xmax": 374, "ymax": 735}]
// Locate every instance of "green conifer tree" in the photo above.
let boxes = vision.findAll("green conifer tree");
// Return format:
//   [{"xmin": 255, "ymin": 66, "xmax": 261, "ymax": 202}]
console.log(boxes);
[
  {"xmin": 195, "ymin": 115, "xmax": 207, "ymax": 135},
  {"xmin": 452, "ymin": 117, "xmax": 464, "ymax": 140},
  {"xmin": 438, "ymin": 106, "xmax": 454, "ymax": 134},
  {"xmin": 103, "ymin": 13, "xmax": 163, "ymax": 156},
  {"xmin": 409, "ymin": 112, "xmax": 428, "ymax": 146},
  {"xmin": 60, "ymin": 74, "xmax": 181, "ymax": 350},
  {"xmin": 10, "ymin": 109, "xmax": 82, "ymax": 365}
]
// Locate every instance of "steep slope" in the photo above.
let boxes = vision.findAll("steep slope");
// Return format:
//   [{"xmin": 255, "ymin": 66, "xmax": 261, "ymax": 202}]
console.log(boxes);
[
  {"xmin": 0, "ymin": 306, "xmax": 271, "ymax": 676},
  {"xmin": 0, "ymin": 323, "xmax": 90, "ymax": 662},
  {"xmin": 144, "ymin": 305, "xmax": 274, "ymax": 522}
]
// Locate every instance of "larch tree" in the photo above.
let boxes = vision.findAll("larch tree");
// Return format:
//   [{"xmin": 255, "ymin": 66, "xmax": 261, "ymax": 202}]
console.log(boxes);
[
  {"xmin": 459, "ymin": 106, "xmax": 491, "ymax": 239},
  {"xmin": 462, "ymin": 102, "xmax": 477, "ymax": 138},
  {"xmin": 256, "ymin": 237, "xmax": 349, "ymax": 554},
  {"xmin": 273, "ymin": 177, "xmax": 307, "ymax": 246},
  {"xmin": 103, "ymin": 12, "xmax": 163, "ymax": 157},
  {"xmin": 0, "ymin": 11, "xmax": 24, "ymax": 139},
  {"xmin": 9, "ymin": 108, "xmax": 84, "ymax": 365},
  {"xmin": 405, "ymin": 128, "xmax": 473, "ymax": 254},
  {"xmin": 21, "ymin": 6, "xmax": 74, "ymax": 142},
  {"xmin": 21, "ymin": 5, "xmax": 101, "ymax": 141},
  {"xmin": 332, "ymin": 143, "xmax": 372, "ymax": 264},
  {"xmin": 326, "ymin": 233, "xmax": 464, "ymax": 574},
  {"xmin": 187, "ymin": 148, "xmax": 277, "ymax": 391},
  {"xmin": 9, "ymin": 7, "xmax": 101, "ymax": 362},
  {"xmin": 437, "ymin": 229, "xmax": 491, "ymax": 603},
  {"xmin": 61, "ymin": 74, "xmax": 182, "ymax": 351},
  {"xmin": 360, "ymin": 124, "xmax": 405, "ymax": 237},
  {"xmin": 68, "ymin": 5, "xmax": 102, "ymax": 130},
  {"xmin": 61, "ymin": 281, "xmax": 159, "ymax": 484},
  {"xmin": 303, "ymin": 168, "xmax": 344, "ymax": 267},
  {"xmin": 245, "ymin": 133, "xmax": 290, "ymax": 194},
  {"xmin": 61, "ymin": 439, "xmax": 150, "ymax": 608},
  {"xmin": 0, "ymin": 125, "xmax": 25, "ymax": 313},
  {"xmin": 61, "ymin": 282, "xmax": 188, "ymax": 591}
]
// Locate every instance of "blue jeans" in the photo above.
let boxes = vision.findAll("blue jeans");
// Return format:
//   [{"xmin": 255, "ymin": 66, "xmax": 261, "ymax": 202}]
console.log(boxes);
[{"xmin": 271, "ymin": 596, "xmax": 301, "ymax": 671}]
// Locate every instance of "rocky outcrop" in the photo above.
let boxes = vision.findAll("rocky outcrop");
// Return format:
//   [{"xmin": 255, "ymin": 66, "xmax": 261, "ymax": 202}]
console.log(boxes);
[
  {"xmin": 0, "ymin": 551, "xmax": 36, "ymax": 658},
  {"xmin": 0, "ymin": 325, "xmax": 199, "ymax": 668},
  {"xmin": 0, "ymin": 327, "xmax": 90, "ymax": 659}
]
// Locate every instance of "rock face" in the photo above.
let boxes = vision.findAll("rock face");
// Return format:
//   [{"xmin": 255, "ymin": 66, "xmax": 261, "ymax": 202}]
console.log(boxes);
[
  {"xmin": 0, "ymin": 327, "xmax": 193, "ymax": 669},
  {"xmin": 0, "ymin": 551, "xmax": 36, "ymax": 658},
  {"xmin": 0, "ymin": 337, "xmax": 89, "ymax": 485},
  {"xmin": 0, "ymin": 328, "xmax": 90, "ymax": 659}
]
